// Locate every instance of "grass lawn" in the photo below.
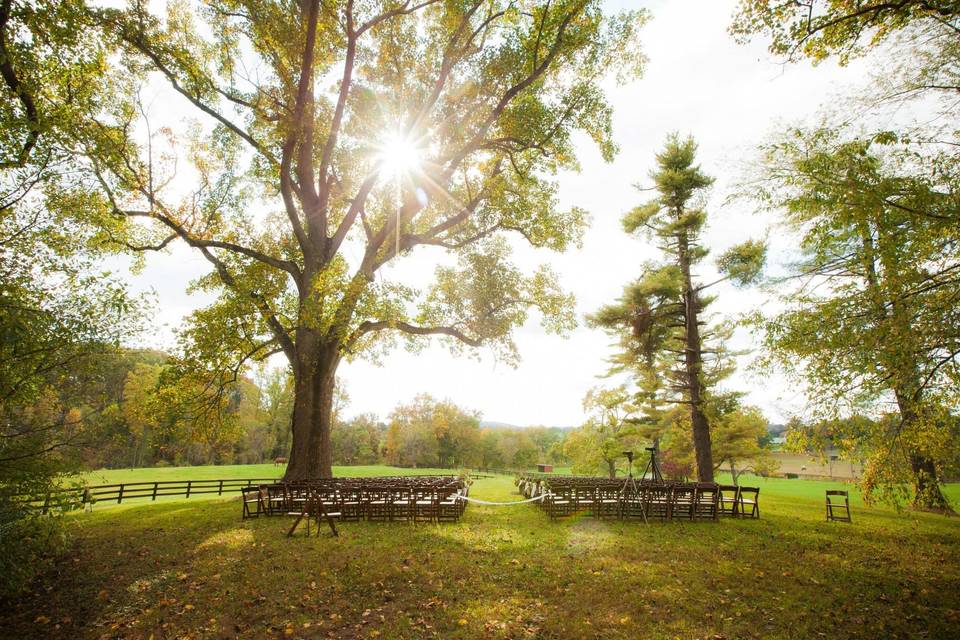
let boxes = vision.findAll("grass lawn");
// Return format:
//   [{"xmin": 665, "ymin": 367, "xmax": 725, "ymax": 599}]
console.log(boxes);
[
  {"xmin": 711, "ymin": 472, "xmax": 960, "ymax": 508},
  {"xmin": 4, "ymin": 474, "xmax": 960, "ymax": 639}
]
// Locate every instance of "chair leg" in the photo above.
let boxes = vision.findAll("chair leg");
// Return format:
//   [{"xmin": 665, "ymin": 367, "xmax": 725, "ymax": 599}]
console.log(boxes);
[
  {"xmin": 287, "ymin": 513, "xmax": 305, "ymax": 537},
  {"xmin": 325, "ymin": 513, "xmax": 339, "ymax": 537}
]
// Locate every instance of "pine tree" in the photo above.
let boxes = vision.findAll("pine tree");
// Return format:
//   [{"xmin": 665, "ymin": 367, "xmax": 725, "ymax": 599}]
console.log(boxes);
[{"xmin": 590, "ymin": 135, "xmax": 765, "ymax": 481}]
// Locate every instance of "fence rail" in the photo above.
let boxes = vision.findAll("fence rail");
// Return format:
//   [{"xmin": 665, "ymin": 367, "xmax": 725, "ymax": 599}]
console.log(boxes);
[
  {"xmin": 15, "ymin": 472, "xmax": 497, "ymax": 513},
  {"xmin": 15, "ymin": 478, "xmax": 283, "ymax": 513}
]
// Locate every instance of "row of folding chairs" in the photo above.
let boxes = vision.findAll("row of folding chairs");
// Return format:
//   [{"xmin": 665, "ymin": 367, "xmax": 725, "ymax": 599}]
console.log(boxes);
[
  {"xmin": 514, "ymin": 474, "xmax": 761, "ymax": 521},
  {"xmin": 242, "ymin": 478, "xmax": 469, "ymax": 524},
  {"xmin": 540, "ymin": 482, "xmax": 723, "ymax": 521},
  {"xmin": 718, "ymin": 484, "xmax": 760, "ymax": 518}
]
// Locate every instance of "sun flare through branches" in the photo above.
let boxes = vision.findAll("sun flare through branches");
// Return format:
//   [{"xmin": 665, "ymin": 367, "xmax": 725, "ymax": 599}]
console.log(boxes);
[{"xmin": 375, "ymin": 131, "xmax": 424, "ymax": 182}]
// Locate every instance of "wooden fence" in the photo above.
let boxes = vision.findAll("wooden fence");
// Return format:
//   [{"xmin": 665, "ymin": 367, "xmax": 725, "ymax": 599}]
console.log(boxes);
[
  {"xmin": 14, "ymin": 472, "xmax": 498, "ymax": 514},
  {"xmin": 26, "ymin": 478, "xmax": 282, "ymax": 513}
]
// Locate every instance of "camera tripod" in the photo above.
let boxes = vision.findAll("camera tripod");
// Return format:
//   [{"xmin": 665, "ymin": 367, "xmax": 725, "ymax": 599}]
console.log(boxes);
[
  {"xmin": 640, "ymin": 445, "xmax": 664, "ymax": 483},
  {"xmin": 619, "ymin": 451, "xmax": 647, "ymax": 524}
]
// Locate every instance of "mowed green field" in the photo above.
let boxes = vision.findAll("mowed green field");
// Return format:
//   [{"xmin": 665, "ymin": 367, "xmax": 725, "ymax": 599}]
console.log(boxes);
[
  {"xmin": 5, "ymin": 473, "xmax": 960, "ymax": 639},
  {"xmin": 80, "ymin": 464, "xmax": 457, "ymax": 485}
]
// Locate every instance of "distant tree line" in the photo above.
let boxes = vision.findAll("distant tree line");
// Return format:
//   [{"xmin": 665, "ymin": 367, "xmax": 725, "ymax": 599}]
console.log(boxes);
[{"xmin": 52, "ymin": 351, "xmax": 570, "ymax": 473}]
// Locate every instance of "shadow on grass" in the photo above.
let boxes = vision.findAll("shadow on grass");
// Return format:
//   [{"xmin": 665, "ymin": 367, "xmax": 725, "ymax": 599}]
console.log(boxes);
[{"xmin": 3, "ymin": 478, "xmax": 960, "ymax": 639}]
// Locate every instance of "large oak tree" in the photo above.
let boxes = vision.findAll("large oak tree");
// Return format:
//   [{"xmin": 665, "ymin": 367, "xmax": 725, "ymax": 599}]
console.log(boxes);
[{"xmin": 59, "ymin": 0, "xmax": 645, "ymax": 479}]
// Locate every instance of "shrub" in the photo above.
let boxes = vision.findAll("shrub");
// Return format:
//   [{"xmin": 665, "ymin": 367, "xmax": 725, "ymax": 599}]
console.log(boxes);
[{"xmin": 0, "ymin": 496, "xmax": 71, "ymax": 599}]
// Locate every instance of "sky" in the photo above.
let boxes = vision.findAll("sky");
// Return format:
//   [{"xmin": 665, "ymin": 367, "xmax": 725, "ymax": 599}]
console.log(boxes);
[{"xmin": 119, "ymin": 0, "xmax": 878, "ymax": 427}]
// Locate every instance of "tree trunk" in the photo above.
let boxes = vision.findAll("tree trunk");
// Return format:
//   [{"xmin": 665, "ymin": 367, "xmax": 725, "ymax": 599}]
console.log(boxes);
[
  {"xmin": 729, "ymin": 459, "xmax": 738, "ymax": 486},
  {"xmin": 910, "ymin": 454, "xmax": 950, "ymax": 512},
  {"xmin": 284, "ymin": 338, "xmax": 339, "ymax": 480},
  {"xmin": 895, "ymin": 388, "xmax": 951, "ymax": 512},
  {"xmin": 864, "ymin": 226, "xmax": 950, "ymax": 512},
  {"xmin": 607, "ymin": 459, "xmax": 616, "ymax": 479},
  {"xmin": 677, "ymin": 228, "xmax": 714, "ymax": 482}
]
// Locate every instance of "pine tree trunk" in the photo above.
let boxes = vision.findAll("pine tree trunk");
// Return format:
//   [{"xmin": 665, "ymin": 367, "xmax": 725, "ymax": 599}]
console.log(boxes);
[
  {"xmin": 729, "ymin": 460, "xmax": 738, "ymax": 486},
  {"xmin": 677, "ymin": 229, "xmax": 714, "ymax": 482},
  {"xmin": 284, "ymin": 337, "xmax": 339, "ymax": 480}
]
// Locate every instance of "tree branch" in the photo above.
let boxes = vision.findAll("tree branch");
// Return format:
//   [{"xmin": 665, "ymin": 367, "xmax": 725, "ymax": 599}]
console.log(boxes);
[
  {"xmin": 352, "ymin": 319, "xmax": 482, "ymax": 347},
  {"xmin": 0, "ymin": 0, "xmax": 40, "ymax": 169}
]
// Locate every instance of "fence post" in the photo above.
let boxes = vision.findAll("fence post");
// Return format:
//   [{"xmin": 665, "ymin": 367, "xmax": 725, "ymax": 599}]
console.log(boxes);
[
  {"xmin": 218, "ymin": 479, "xmax": 224, "ymax": 496},
  {"xmin": 186, "ymin": 480, "xmax": 192, "ymax": 499},
  {"xmin": 117, "ymin": 484, "xmax": 124, "ymax": 504},
  {"xmin": 152, "ymin": 482, "xmax": 158, "ymax": 501}
]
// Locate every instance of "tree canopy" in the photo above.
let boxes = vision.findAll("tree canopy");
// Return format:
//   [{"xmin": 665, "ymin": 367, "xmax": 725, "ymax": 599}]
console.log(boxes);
[
  {"xmin": 744, "ymin": 128, "xmax": 959, "ymax": 509},
  {"xmin": 731, "ymin": 0, "xmax": 960, "ymax": 64},
  {"xmin": 30, "ymin": 0, "xmax": 647, "ymax": 479}
]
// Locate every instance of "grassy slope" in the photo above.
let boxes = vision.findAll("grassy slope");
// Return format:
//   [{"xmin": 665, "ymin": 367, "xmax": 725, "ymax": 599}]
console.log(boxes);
[{"xmin": 4, "ymin": 474, "xmax": 960, "ymax": 640}]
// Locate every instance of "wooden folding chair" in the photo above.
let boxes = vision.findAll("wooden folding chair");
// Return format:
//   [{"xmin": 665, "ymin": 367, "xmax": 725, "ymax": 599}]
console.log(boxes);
[
  {"xmin": 366, "ymin": 488, "xmax": 391, "ymax": 522},
  {"xmin": 594, "ymin": 487, "xmax": 619, "ymax": 519},
  {"xmin": 437, "ymin": 488, "xmax": 460, "ymax": 522},
  {"xmin": 546, "ymin": 490, "xmax": 573, "ymax": 519},
  {"xmin": 339, "ymin": 487, "xmax": 363, "ymax": 522},
  {"xmin": 645, "ymin": 484, "xmax": 671, "ymax": 520},
  {"xmin": 391, "ymin": 487, "xmax": 414, "ymax": 522},
  {"xmin": 737, "ymin": 486, "xmax": 760, "ymax": 519},
  {"xmin": 825, "ymin": 490, "xmax": 851, "ymax": 522},
  {"xmin": 413, "ymin": 489, "xmax": 436, "ymax": 523},
  {"xmin": 618, "ymin": 486, "xmax": 647, "ymax": 522},
  {"xmin": 241, "ymin": 486, "xmax": 262, "ymax": 519},
  {"xmin": 287, "ymin": 490, "xmax": 341, "ymax": 537},
  {"xmin": 263, "ymin": 484, "xmax": 286, "ymax": 515},
  {"xmin": 717, "ymin": 485, "xmax": 740, "ymax": 517},
  {"xmin": 693, "ymin": 483, "xmax": 719, "ymax": 521},
  {"xmin": 671, "ymin": 484, "xmax": 696, "ymax": 520}
]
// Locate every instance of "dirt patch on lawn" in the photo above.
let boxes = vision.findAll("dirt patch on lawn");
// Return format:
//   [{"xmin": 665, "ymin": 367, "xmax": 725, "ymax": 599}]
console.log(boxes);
[{"xmin": 565, "ymin": 517, "xmax": 614, "ymax": 556}]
